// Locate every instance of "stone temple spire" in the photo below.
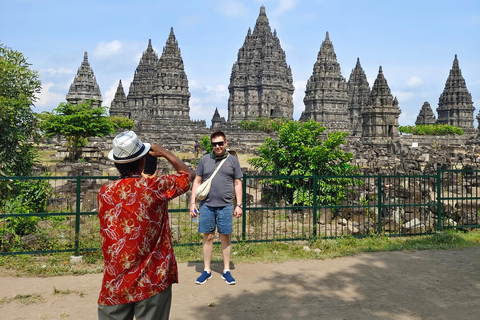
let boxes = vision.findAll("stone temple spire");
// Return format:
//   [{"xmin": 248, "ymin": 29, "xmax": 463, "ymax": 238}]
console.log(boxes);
[
  {"xmin": 211, "ymin": 107, "xmax": 226, "ymax": 130},
  {"xmin": 66, "ymin": 52, "xmax": 102, "ymax": 106},
  {"xmin": 302, "ymin": 32, "xmax": 350, "ymax": 132},
  {"xmin": 109, "ymin": 80, "xmax": 128, "ymax": 117},
  {"xmin": 415, "ymin": 101, "xmax": 436, "ymax": 126},
  {"xmin": 436, "ymin": 55, "xmax": 475, "ymax": 133},
  {"xmin": 347, "ymin": 58, "xmax": 370, "ymax": 136},
  {"xmin": 362, "ymin": 66, "xmax": 401, "ymax": 139},
  {"xmin": 153, "ymin": 27, "xmax": 191, "ymax": 121},
  {"xmin": 228, "ymin": 5, "xmax": 294, "ymax": 124},
  {"xmin": 127, "ymin": 39, "xmax": 159, "ymax": 110}
]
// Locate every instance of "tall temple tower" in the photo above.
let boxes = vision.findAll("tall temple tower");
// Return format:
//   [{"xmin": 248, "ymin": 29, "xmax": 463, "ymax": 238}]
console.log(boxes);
[
  {"xmin": 436, "ymin": 55, "xmax": 475, "ymax": 133},
  {"xmin": 153, "ymin": 28, "xmax": 191, "ymax": 121},
  {"xmin": 347, "ymin": 58, "xmax": 370, "ymax": 136},
  {"xmin": 227, "ymin": 5, "xmax": 294, "ymax": 124},
  {"xmin": 125, "ymin": 39, "xmax": 159, "ymax": 117},
  {"xmin": 66, "ymin": 52, "xmax": 102, "ymax": 107},
  {"xmin": 302, "ymin": 32, "xmax": 350, "ymax": 132},
  {"xmin": 415, "ymin": 102, "xmax": 436, "ymax": 125},
  {"xmin": 362, "ymin": 66, "xmax": 401, "ymax": 139}
]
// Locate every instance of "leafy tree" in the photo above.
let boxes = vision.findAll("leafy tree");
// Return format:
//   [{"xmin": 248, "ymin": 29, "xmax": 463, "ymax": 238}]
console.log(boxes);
[
  {"xmin": 40, "ymin": 100, "xmax": 133, "ymax": 161},
  {"xmin": 110, "ymin": 115, "xmax": 135, "ymax": 130},
  {"xmin": 199, "ymin": 134, "xmax": 213, "ymax": 154},
  {"xmin": 247, "ymin": 119, "xmax": 360, "ymax": 206},
  {"xmin": 0, "ymin": 44, "xmax": 53, "ymax": 245},
  {"xmin": 0, "ymin": 43, "xmax": 42, "ymax": 176}
]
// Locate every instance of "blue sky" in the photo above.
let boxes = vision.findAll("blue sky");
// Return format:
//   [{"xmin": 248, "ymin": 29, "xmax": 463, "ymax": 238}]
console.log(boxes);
[{"xmin": 2, "ymin": 0, "xmax": 479, "ymax": 127}]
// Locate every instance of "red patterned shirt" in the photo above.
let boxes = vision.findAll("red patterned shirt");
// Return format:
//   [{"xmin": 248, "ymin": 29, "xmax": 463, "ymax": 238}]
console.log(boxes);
[{"xmin": 97, "ymin": 171, "xmax": 191, "ymax": 306}]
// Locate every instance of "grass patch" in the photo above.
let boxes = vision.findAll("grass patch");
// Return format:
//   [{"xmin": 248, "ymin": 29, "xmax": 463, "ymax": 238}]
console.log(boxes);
[
  {"xmin": 0, "ymin": 230, "xmax": 479, "ymax": 276},
  {"xmin": 53, "ymin": 287, "xmax": 85, "ymax": 297},
  {"xmin": 0, "ymin": 293, "xmax": 46, "ymax": 305}
]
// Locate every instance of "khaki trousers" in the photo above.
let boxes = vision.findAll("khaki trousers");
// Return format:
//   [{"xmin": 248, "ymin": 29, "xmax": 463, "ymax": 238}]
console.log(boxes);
[{"xmin": 98, "ymin": 286, "xmax": 172, "ymax": 320}]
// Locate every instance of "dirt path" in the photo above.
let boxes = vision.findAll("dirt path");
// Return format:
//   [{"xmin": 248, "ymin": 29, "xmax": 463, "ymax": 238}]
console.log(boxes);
[{"xmin": 1, "ymin": 248, "xmax": 479, "ymax": 320}]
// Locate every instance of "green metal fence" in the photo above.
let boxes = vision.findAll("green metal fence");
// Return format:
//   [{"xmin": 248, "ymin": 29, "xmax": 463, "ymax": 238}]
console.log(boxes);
[{"xmin": 1, "ymin": 168, "xmax": 479, "ymax": 256}]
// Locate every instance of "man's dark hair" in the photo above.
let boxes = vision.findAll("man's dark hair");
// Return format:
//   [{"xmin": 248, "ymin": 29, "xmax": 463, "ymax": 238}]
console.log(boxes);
[
  {"xmin": 115, "ymin": 158, "xmax": 142, "ymax": 178},
  {"xmin": 210, "ymin": 131, "xmax": 226, "ymax": 141}
]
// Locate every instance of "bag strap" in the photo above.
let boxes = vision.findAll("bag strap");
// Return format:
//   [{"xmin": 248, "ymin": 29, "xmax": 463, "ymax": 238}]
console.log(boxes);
[{"xmin": 208, "ymin": 154, "xmax": 229, "ymax": 181}]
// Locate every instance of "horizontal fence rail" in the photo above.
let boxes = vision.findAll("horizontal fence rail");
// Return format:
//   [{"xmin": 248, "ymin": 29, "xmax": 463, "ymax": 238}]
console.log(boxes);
[{"xmin": 1, "ymin": 168, "xmax": 479, "ymax": 256}]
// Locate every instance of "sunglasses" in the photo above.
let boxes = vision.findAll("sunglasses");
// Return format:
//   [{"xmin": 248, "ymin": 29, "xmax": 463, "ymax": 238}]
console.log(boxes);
[{"xmin": 211, "ymin": 141, "xmax": 225, "ymax": 147}]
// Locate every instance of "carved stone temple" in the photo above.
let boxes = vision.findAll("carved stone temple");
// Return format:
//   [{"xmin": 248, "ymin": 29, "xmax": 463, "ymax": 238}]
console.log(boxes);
[
  {"xmin": 436, "ymin": 55, "xmax": 475, "ymax": 132},
  {"xmin": 301, "ymin": 32, "xmax": 350, "ymax": 132},
  {"xmin": 110, "ymin": 30, "xmax": 192, "ymax": 123},
  {"xmin": 361, "ymin": 66, "xmax": 401, "ymax": 142},
  {"xmin": 347, "ymin": 58, "xmax": 371, "ymax": 136},
  {"xmin": 227, "ymin": 5, "xmax": 295, "ymax": 124},
  {"xmin": 415, "ymin": 102, "xmax": 437, "ymax": 125},
  {"xmin": 63, "ymin": 5, "xmax": 478, "ymax": 155},
  {"xmin": 66, "ymin": 52, "xmax": 102, "ymax": 107}
]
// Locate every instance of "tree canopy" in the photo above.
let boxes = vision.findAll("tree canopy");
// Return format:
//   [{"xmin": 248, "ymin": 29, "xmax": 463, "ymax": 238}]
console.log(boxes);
[
  {"xmin": 40, "ymin": 100, "xmax": 133, "ymax": 161},
  {"xmin": 246, "ymin": 119, "xmax": 359, "ymax": 206},
  {"xmin": 0, "ymin": 44, "xmax": 52, "ymax": 231},
  {"xmin": 0, "ymin": 43, "xmax": 42, "ymax": 176}
]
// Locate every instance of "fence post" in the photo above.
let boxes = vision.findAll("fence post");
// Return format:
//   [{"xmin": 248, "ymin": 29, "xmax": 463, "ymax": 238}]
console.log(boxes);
[
  {"xmin": 242, "ymin": 175, "xmax": 247, "ymax": 241},
  {"xmin": 377, "ymin": 175, "xmax": 383, "ymax": 234},
  {"xmin": 312, "ymin": 176, "xmax": 318, "ymax": 238},
  {"xmin": 437, "ymin": 168, "xmax": 443, "ymax": 231},
  {"xmin": 74, "ymin": 176, "xmax": 81, "ymax": 256}
]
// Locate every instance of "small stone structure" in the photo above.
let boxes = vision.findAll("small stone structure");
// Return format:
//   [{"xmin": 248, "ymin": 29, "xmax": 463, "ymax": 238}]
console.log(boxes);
[{"xmin": 415, "ymin": 102, "xmax": 437, "ymax": 126}]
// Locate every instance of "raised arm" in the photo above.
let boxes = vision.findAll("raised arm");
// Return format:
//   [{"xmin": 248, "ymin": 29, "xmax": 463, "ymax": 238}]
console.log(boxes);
[{"xmin": 149, "ymin": 144, "xmax": 194, "ymax": 177}]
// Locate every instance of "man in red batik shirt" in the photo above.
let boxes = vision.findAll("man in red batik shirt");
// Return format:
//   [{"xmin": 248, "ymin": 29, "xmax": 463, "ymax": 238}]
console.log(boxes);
[{"xmin": 97, "ymin": 131, "xmax": 193, "ymax": 320}]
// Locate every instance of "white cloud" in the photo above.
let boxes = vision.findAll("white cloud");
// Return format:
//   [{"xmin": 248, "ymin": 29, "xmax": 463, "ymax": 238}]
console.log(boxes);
[
  {"xmin": 272, "ymin": 0, "xmax": 296, "ymax": 16},
  {"xmin": 103, "ymin": 82, "xmax": 118, "ymax": 109},
  {"xmin": 35, "ymin": 82, "xmax": 65, "ymax": 110},
  {"xmin": 405, "ymin": 76, "xmax": 424, "ymax": 88},
  {"xmin": 93, "ymin": 40, "xmax": 122, "ymax": 59},
  {"xmin": 40, "ymin": 67, "xmax": 72, "ymax": 77},
  {"xmin": 189, "ymin": 79, "xmax": 206, "ymax": 91},
  {"xmin": 188, "ymin": 81, "xmax": 229, "ymax": 124},
  {"xmin": 392, "ymin": 90, "xmax": 414, "ymax": 103},
  {"xmin": 218, "ymin": 0, "xmax": 250, "ymax": 17},
  {"xmin": 399, "ymin": 112, "xmax": 417, "ymax": 126},
  {"xmin": 293, "ymin": 79, "xmax": 306, "ymax": 119}
]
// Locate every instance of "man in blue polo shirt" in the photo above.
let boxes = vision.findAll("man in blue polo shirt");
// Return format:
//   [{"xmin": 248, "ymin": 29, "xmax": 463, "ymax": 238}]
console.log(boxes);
[{"xmin": 190, "ymin": 131, "xmax": 243, "ymax": 285}]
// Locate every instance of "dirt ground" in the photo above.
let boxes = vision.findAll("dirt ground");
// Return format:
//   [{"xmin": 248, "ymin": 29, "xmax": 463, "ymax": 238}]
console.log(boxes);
[{"xmin": 1, "ymin": 248, "xmax": 479, "ymax": 320}]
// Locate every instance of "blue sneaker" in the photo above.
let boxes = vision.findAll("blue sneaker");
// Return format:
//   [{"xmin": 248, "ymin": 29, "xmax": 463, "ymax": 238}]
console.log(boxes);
[
  {"xmin": 221, "ymin": 271, "xmax": 236, "ymax": 285},
  {"xmin": 195, "ymin": 271, "xmax": 212, "ymax": 284}
]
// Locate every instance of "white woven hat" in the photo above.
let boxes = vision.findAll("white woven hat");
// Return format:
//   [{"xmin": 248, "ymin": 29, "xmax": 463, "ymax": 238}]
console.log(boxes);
[{"xmin": 108, "ymin": 131, "xmax": 151, "ymax": 164}]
